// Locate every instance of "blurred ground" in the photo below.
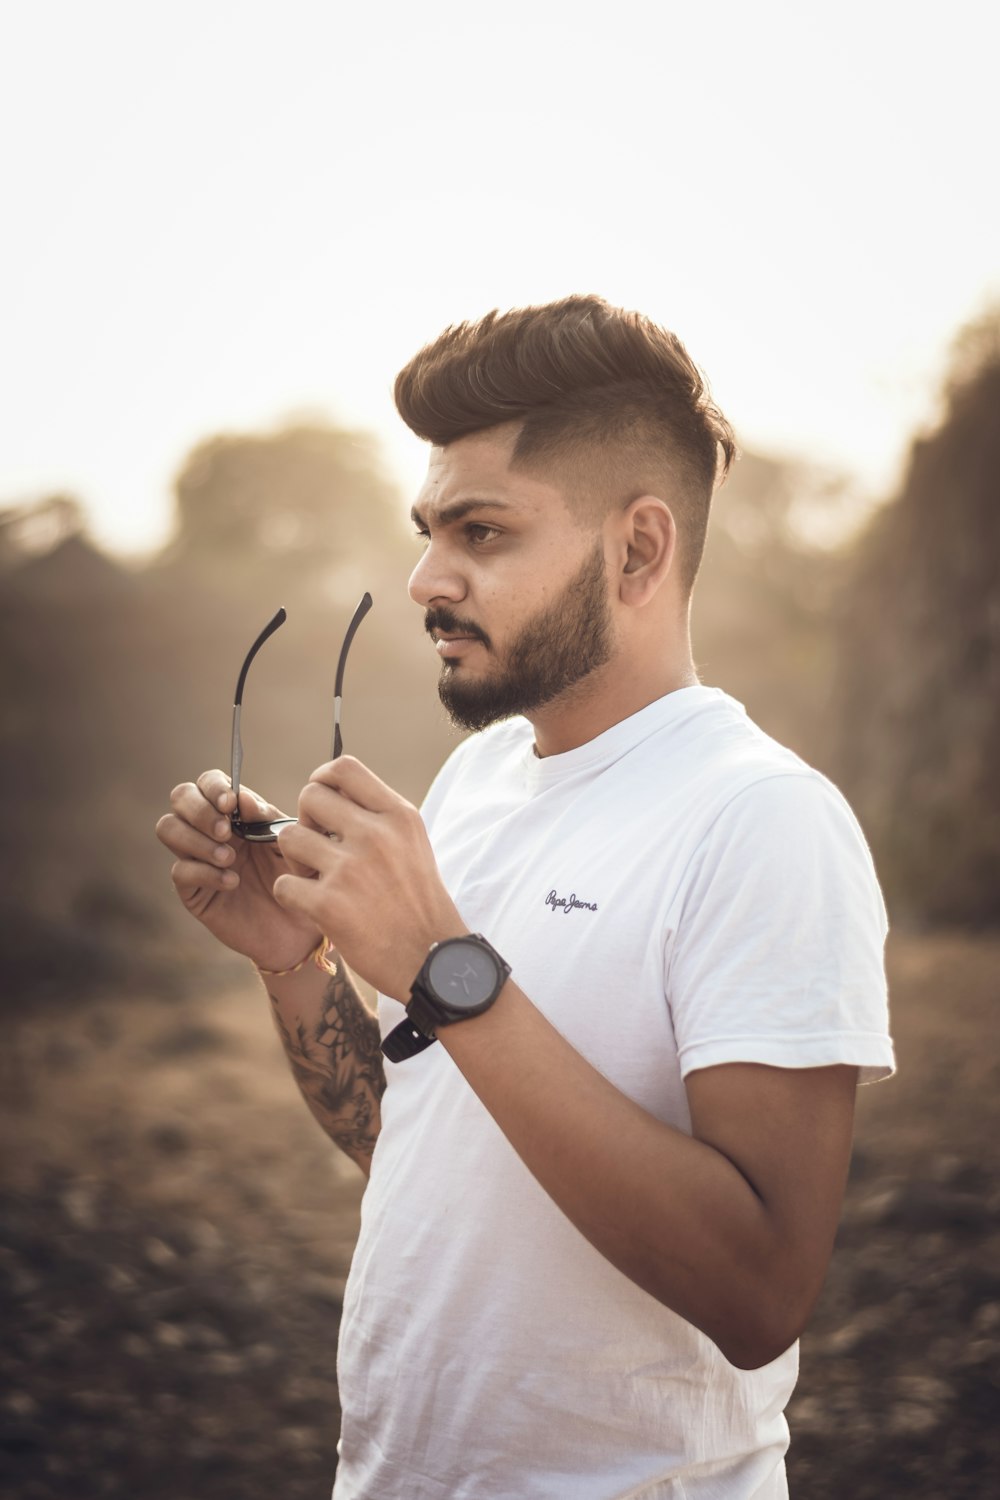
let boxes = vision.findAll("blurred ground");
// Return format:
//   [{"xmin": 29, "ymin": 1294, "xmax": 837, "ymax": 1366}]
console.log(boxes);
[{"xmin": 2, "ymin": 931, "xmax": 998, "ymax": 1499}]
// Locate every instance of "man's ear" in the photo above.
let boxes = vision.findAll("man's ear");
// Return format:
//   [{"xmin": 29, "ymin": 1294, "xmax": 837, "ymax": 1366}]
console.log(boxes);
[{"xmin": 617, "ymin": 496, "xmax": 678, "ymax": 605}]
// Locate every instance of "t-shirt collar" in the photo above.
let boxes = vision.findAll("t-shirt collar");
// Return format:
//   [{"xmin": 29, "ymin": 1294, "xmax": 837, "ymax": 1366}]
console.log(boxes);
[{"xmin": 521, "ymin": 685, "xmax": 731, "ymax": 788}]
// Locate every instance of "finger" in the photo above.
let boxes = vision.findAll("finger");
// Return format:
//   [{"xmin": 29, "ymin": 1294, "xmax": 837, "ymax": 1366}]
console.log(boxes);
[
  {"xmin": 169, "ymin": 776, "xmax": 254, "ymax": 842},
  {"xmin": 169, "ymin": 779, "xmax": 232, "ymax": 841},
  {"xmin": 307, "ymin": 755, "xmax": 407, "ymax": 815},
  {"xmin": 195, "ymin": 769, "xmax": 240, "ymax": 817},
  {"xmin": 272, "ymin": 870, "xmax": 325, "ymax": 924},
  {"xmin": 276, "ymin": 821, "xmax": 339, "ymax": 877},
  {"xmin": 195, "ymin": 770, "xmax": 287, "ymax": 827},
  {"xmin": 298, "ymin": 780, "xmax": 372, "ymax": 839},
  {"xmin": 170, "ymin": 856, "xmax": 240, "ymax": 897},
  {"xmin": 156, "ymin": 812, "xmax": 239, "ymax": 869},
  {"xmin": 271, "ymin": 836, "xmax": 315, "ymax": 882}
]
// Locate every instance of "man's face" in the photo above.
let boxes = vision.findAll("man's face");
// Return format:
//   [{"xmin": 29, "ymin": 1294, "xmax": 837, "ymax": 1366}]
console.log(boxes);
[{"xmin": 408, "ymin": 427, "xmax": 614, "ymax": 733}]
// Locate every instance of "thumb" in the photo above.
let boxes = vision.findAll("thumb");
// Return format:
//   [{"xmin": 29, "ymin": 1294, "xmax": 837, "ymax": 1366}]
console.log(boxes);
[{"xmin": 277, "ymin": 805, "xmax": 326, "ymax": 881}]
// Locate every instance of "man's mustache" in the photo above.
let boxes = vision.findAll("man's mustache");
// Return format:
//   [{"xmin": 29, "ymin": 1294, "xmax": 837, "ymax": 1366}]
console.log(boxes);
[{"xmin": 424, "ymin": 608, "xmax": 492, "ymax": 651}]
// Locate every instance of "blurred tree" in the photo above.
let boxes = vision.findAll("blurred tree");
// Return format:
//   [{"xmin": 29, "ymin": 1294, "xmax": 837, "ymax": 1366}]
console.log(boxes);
[
  {"xmin": 0, "ymin": 494, "xmax": 85, "ymax": 568},
  {"xmin": 164, "ymin": 422, "xmax": 409, "ymax": 597},
  {"xmin": 694, "ymin": 450, "xmax": 848, "ymax": 768},
  {"xmin": 831, "ymin": 306, "xmax": 1000, "ymax": 927}
]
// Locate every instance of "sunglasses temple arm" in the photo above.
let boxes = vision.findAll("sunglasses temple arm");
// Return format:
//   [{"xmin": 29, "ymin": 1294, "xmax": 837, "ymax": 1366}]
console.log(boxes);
[
  {"xmin": 229, "ymin": 607, "xmax": 286, "ymax": 817},
  {"xmin": 231, "ymin": 703, "xmax": 244, "ymax": 812},
  {"xmin": 331, "ymin": 591, "xmax": 373, "ymax": 761},
  {"xmin": 333, "ymin": 698, "xmax": 343, "ymax": 761}
]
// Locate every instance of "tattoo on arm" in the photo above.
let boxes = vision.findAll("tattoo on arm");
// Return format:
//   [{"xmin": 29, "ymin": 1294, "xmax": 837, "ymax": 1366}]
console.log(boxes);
[{"xmin": 268, "ymin": 967, "xmax": 386, "ymax": 1173}]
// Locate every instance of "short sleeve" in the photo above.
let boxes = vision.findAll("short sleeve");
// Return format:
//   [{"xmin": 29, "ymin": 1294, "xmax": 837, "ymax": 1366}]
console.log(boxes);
[{"xmin": 665, "ymin": 772, "xmax": 894, "ymax": 1085}]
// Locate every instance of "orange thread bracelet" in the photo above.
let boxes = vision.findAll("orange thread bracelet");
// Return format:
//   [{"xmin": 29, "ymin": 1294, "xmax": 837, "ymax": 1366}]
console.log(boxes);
[{"xmin": 255, "ymin": 937, "xmax": 338, "ymax": 979}]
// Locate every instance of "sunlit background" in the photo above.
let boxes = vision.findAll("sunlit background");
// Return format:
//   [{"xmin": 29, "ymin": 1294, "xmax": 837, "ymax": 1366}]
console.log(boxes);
[
  {"xmin": 1, "ymin": 0, "xmax": 996, "ymax": 553},
  {"xmin": 2, "ymin": 4, "xmax": 998, "ymax": 1498}
]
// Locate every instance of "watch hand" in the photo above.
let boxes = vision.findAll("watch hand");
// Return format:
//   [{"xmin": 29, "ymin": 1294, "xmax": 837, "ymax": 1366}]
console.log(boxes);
[{"xmin": 455, "ymin": 963, "xmax": 478, "ymax": 996}]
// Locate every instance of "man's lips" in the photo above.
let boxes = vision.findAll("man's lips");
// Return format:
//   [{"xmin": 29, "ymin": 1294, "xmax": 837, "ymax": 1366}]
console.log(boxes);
[
  {"xmin": 425, "ymin": 612, "xmax": 490, "ymax": 656},
  {"xmin": 434, "ymin": 632, "xmax": 483, "ymax": 658}
]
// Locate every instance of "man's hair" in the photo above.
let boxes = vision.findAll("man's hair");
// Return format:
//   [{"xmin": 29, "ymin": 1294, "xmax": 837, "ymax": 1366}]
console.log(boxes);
[{"xmin": 394, "ymin": 294, "xmax": 737, "ymax": 591}]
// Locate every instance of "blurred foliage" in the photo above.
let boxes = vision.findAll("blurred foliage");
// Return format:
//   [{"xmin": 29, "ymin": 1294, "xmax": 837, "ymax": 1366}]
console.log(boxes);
[
  {"xmin": 0, "ymin": 494, "xmax": 85, "ymax": 564},
  {"xmin": 169, "ymin": 422, "xmax": 398, "ymax": 563},
  {"xmin": 693, "ymin": 449, "xmax": 848, "ymax": 769},
  {"xmin": 0, "ymin": 328, "xmax": 997, "ymax": 1006},
  {"xmin": 831, "ymin": 306, "xmax": 1000, "ymax": 927}
]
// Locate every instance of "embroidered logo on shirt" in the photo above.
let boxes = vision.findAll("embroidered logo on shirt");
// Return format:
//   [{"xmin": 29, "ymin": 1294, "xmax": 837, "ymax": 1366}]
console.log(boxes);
[{"xmin": 545, "ymin": 889, "xmax": 598, "ymax": 915}]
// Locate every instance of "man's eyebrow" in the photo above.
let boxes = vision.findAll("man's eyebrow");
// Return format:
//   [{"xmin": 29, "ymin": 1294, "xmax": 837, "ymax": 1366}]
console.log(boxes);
[{"xmin": 410, "ymin": 497, "xmax": 514, "ymax": 528}]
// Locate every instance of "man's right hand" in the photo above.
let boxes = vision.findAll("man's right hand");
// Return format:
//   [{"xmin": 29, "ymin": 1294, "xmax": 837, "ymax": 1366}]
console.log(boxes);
[{"xmin": 155, "ymin": 771, "xmax": 322, "ymax": 971}]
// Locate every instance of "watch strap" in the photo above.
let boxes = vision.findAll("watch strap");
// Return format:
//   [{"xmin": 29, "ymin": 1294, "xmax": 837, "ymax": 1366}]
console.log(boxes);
[
  {"xmin": 406, "ymin": 987, "xmax": 445, "ymax": 1039},
  {"xmin": 381, "ymin": 1015, "xmax": 437, "ymax": 1063}
]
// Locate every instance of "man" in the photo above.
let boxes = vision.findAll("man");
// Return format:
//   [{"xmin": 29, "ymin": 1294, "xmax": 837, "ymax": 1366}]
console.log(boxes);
[{"xmin": 156, "ymin": 295, "xmax": 894, "ymax": 1499}]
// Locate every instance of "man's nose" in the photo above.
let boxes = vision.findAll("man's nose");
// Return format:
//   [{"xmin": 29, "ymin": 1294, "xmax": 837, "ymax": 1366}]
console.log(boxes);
[{"xmin": 408, "ymin": 545, "xmax": 466, "ymax": 607}]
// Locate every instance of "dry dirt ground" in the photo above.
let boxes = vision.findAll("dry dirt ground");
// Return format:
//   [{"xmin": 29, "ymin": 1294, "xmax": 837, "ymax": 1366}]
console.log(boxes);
[{"xmin": 2, "ymin": 932, "xmax": 998, "ymax": 1499}]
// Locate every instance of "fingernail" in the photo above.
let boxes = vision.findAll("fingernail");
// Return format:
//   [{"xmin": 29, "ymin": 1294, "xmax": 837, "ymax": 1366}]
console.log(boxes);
[
  {"xmin": 222, "ymin": 870, "xmax": 239, "ymax": 888},
  {"xmin": 214, "ymin": 819, "xmax": 229, "ymax": 839},
  {"xmin": 214, "ymin": 845, "xmax": 232, "ymax": 863}
]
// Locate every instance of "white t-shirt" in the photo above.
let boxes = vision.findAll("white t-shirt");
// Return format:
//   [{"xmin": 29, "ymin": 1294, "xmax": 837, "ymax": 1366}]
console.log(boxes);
[{"xmin": 333, "ymin": 687, "xmax": 894, "ymax": 1500}]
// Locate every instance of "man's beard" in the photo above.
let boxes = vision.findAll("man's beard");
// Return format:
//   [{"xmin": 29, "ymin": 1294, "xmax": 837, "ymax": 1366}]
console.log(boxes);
[{"xmin": 425, "ymin": 541, "xmax": 614, "ymax": 733}]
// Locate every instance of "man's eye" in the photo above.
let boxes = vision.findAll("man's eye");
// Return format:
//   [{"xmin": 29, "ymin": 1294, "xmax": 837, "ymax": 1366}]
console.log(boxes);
[
  {"xmin": 412, "ymin": 527, "xmax": 430, "ymax": 545},
  {"xmin": 467, "ymin": 524, "xmax": 500, "ymax": 544}
]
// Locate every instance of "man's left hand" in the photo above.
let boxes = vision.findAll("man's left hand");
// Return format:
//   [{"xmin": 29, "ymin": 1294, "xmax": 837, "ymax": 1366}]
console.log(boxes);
[{"xmin": 272, "ymin": 757, "xmax": 466, "ymax": 1000}]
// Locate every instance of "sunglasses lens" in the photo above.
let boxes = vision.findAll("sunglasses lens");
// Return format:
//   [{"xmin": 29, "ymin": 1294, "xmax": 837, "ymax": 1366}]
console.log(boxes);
[{"xmin": 231, "ymin": 816, "xmax": 298, "ymax": 843}]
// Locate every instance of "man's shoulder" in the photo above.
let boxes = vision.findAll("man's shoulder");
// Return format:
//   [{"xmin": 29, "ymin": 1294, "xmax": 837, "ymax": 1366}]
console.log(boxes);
[
  {"xmin": 606, "ymin": 691, "xmax": 876, "ymax": 887},
  {"xmin": 627, "ymin": 687, "xmax": 816, "ymax": 794},
  {"xmin": 667, "ymin": 696, "xmax": 862, "ymax": 842}
]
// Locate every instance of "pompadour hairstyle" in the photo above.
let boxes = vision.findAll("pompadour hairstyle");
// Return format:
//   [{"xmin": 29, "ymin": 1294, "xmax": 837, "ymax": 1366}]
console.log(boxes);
[{"xmin": 394, "ymin": 294, "xmax": 737, "ymax": 591}]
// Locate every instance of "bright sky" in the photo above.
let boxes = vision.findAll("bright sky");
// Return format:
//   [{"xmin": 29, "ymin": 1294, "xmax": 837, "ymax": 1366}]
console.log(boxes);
[{"xmin": 0, "ymin": 0, "xmax": 996, "ymax": 555}]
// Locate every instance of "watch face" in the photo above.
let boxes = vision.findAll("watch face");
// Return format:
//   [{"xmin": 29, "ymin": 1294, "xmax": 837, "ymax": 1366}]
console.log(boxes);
[{"xmin": 426, "ymin": 940, "xmax": 500, "ymax": 1013}]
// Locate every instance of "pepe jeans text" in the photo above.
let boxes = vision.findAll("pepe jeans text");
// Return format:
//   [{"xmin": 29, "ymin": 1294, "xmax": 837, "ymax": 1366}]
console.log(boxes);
[{"xmin": 545, "ymin": 890, "xmax": 599, "ymax": 915}]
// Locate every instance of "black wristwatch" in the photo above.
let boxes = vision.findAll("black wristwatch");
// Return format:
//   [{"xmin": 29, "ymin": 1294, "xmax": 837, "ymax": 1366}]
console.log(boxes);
[{"xmin": 381, "ymin": 934, "xmax": 511, "ymax": 1063}]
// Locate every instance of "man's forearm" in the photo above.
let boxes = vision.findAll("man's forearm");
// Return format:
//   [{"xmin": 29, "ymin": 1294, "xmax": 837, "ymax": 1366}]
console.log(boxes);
[{"xmin": 263, "ymin": 956, "xmax": 385, "ymax": 1176}]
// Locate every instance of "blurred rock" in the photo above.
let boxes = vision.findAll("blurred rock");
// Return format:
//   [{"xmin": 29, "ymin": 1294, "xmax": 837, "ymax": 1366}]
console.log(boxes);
[
  {"xmin": 143, "ymin": 1236, "xmax": 178, "ymax": 1269},
  {"xmin": 972, "ymin": 1302, "xmax": 1000, "ymax": 1336},
  {"xmin": 819, "ymin": 1305, "xmax": 889, "ymax": 1358},
  {"xmin": 0, "ymin": 1184, "xmax": 343, "ymax": 1500},
  {"xmin": 855, "ymin": 1181, "xmax": 994, "ymax": 1233},
  {"xmin": 145, "ymin": 1120, "xmax": 193, "ymax": 1156},
  {"xmin": 301, "ymin": 1271, "xmax": 347, "ymax": 1306}
]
